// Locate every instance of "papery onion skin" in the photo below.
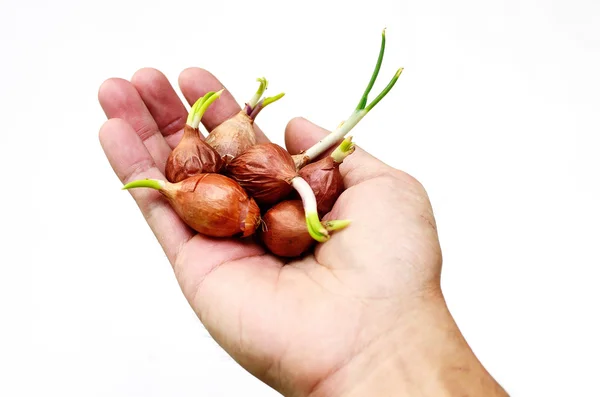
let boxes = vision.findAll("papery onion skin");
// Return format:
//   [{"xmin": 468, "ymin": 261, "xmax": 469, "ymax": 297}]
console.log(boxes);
[
  {"xmin": 298, "ymin": 156, "xmax": 345, "ymax": 216},
  {"xmin": 226, "ymin": 143, "xmax": 297, "ymax": 205},
  {"xmin": 205, "ymin": 111, "xmax": 257, "ymax": 164},
  {"xmin": 259, "ymin": 200, "xmax": 315, "ymax": 257},
  {"xmin": 123, "ymin": 174, "xmax": 261, "ymax": 238},
  {"xmin": 165, "ymin": 125, "xmax": 224, "ymax": 183},
  {"xmin": 173, "ymin": 174, "xmax": 261, "ymax": 238}
]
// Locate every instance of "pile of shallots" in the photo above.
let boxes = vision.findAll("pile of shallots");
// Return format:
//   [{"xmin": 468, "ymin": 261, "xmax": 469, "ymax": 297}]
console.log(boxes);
[{"xmin": 123, "ymin": 30, "xmax": 402, "ymax": 258}]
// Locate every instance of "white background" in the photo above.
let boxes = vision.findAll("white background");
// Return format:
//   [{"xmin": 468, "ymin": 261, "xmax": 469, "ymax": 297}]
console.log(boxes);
[{"xmin": 1, "ymin": 0, "xmax": 599, "ymax": 395}]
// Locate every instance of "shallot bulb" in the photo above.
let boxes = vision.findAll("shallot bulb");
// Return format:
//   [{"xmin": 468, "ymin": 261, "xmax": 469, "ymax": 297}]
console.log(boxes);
[
  {"xmin": 165, "ymin": 91, "xmax": 224, "ymax": 183},
  {"xmin": 122, "ymin": 174, "xmax": 261, "ymax": 238},
  {"xmin": 297, "ymin": 137, "xmax": 355, "ymax": 216},
  {"xmin": 259, "ymin": 200, "xmax": 350, "ymax": 258},
  {"xmin": 226, "ymin": 143, "xmax": 296, "ymax": 205},
  {"xmin": 205, "ymin": 77, "xmax": 284, "ymax": 164},
  {"xmin": 204, "ymin": 110, "xmax": 256, "ymax": 165}
]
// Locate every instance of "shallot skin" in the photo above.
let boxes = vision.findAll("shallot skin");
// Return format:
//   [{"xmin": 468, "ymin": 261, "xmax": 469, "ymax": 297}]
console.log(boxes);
[
  {"xmin": 205, "ymin": 111, "xmax": 257, "ymax": 164},
  {"xmin": 227, "ymin": 143, "xmax": 297, "ymax": 206},
  {"xmin": 259, "ymin": 200, "xmax": 315, "ymax": 257},
  {"xmin": 165, "ymin": 125, "xmax": 224, "ymax": 183},
  {"xmin": 168, "ymin": 174, "xmax": 261, "ymax": 238},
  {"xmin": 298, "ymin": 157, "xmax": 345, "ymax": 216}
]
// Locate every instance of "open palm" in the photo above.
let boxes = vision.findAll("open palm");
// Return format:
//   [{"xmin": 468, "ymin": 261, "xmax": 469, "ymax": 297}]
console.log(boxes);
[{"xmin": 98, "ymin": 68, "xmax": 443, "ymax": 396}]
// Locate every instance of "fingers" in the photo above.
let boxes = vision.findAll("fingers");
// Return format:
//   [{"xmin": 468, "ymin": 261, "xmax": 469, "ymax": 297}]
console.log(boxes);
[
  {"xmin": 178, "ymin": 67, "xmax": 270, "ymax": 143},
  {"xmin": 98, "ymin": 78, "xmax": 172, "ymax": 173},
  {"xmin": 284, "ymin": 117, "xmax": 395, "ymax": 187},
  {"xmin": 99, "ymin": 118, "xmax": 194, "ymax": 263},
  {"xmin": 131, "ymin": 68, "xmax": 188, "ymax": 149}
]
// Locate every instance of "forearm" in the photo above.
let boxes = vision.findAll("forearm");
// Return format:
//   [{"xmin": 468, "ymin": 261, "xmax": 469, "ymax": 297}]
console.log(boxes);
[{"xmin": 310, "ymin": 293, "xmax": 509, "ymax": 397}]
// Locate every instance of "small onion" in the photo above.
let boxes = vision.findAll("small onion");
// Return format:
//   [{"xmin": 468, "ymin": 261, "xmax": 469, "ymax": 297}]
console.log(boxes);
[
  {"xmin": 166, "ymin": 125, "xmax": 223, "ymax": 182},
  {"xmin": 122, "ymin": 174, "xmax": 261, "ymax": 238},
  {"xmin": 259, "ymin": 200, "xmax": 351, "ymax": 258},
  {"xmin": 226, "ymin": 143, "xmax": 296, "ymax": 206},
  {"xmin": 297, "ymin": 137, "xmax": 355, "ymax": 216},
  {"xmin": 165, "ymin": 91, "xmax": 224, "ymax": 182},
  {"xmin": 205, "ymin": 110, "xmax": 257, "ymax": 164},
  {"xmin": 205, "ymin": 77, "xmax": 284, "ymax": 164}
]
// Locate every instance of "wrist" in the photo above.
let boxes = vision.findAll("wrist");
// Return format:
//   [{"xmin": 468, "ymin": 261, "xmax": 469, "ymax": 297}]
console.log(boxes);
[{"xmin": 308, "ymin": 289, "xmax": 508, "ymax": 397}]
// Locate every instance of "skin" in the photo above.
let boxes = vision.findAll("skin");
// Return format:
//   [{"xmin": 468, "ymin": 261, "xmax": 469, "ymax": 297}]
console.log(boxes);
[{"xmin": 98, "ymin": 67, "xmax": 509, "ymax": 397}]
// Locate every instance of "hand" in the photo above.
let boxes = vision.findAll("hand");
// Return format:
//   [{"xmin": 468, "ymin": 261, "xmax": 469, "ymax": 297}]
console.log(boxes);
[{"xmin": 98, "ymin": 68, "xmax": 508, "ymax": 396}]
